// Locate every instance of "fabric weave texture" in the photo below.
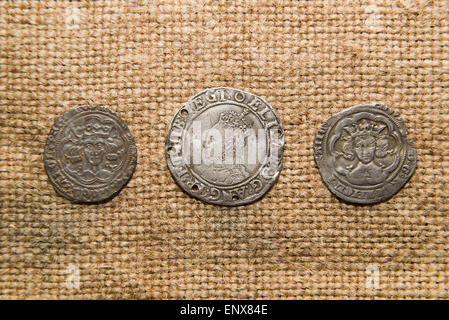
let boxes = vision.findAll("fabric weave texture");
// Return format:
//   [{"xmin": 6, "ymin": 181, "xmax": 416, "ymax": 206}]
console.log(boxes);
[{"xmin": 0, "ymin": 0, "xmax": 448, "ymax": 299}]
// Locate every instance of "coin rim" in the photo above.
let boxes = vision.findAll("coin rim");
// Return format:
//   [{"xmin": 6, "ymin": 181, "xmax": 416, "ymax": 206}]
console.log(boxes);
[
  {"xmin": 165, "ymin": 87, "xmax": 284, "ymax": 206},
  {"xmin": 313, "ymin": 103, "xmax": 417, "ymax": 204},
  {"xmin": 44, "ymin": 105, "xmax": 138, "ymax": 203}
]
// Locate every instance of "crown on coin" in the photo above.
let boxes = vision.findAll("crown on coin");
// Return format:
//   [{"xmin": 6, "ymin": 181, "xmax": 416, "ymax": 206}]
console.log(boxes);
[
  {"xmin": 342, "ymin": 119, "xmax": 386, "ymax": 139},
  {"xmin": 64, "ymin": 117, "xmax": 120, "ymax": 149},
  {"xmin": 218, "ymin": 110, "xmax": 250, "ymax": 130},
  {"xmin": 82, "ymin": 118, "xmax": 113, "ymax": 138}
]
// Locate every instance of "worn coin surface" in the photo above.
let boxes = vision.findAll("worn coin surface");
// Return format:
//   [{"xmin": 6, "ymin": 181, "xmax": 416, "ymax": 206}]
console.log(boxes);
[
  {"xmin": 314, "ymin": 104, "xmax": 417, "ymax": 204},
  {"xmin": 44, "ymin": 106, "xmax": 137, "ymax": 203},
  {"xmin": 166, "ymin": 87, "xmax": 284, "ymax": 206}
]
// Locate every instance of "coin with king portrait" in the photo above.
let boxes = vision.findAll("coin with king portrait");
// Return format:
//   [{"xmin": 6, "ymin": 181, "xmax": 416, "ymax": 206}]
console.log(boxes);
[
  {"xmin": 44, "ymin": 106, "xmax": 137, "ymax": 202},
  {"xmin": 166, "ymin": 87, "xmax": 284, "ymax": 206},
  {"xmin": 314, "ymin": 104, "xmax": 417, "ymax": 204}
]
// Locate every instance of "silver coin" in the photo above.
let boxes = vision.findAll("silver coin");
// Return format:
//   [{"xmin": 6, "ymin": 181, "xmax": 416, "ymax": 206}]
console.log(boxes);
[
  {"xmin": 166, "ymin": 87, "xmax": 284, "ymax": 206},
  {"xmin": 314, "ymin": 104, "xmax": 417, "ymax": 204},
  {"xmin": 44, "ymin": 106, "xmax": 137, "ymax": 203}
]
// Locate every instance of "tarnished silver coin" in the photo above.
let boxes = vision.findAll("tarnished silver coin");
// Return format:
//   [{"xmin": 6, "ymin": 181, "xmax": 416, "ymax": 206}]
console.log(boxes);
[
  {"xmin": 314, "ymin": 104, "xmax": 417, "ymax": 204},
  {"xmin": 44, "ymin": 106, "xmax": 137, "ymax": 203},
  {"xmin": 166, "ymin": 87, "xmax": 284, "ymax": 206}
]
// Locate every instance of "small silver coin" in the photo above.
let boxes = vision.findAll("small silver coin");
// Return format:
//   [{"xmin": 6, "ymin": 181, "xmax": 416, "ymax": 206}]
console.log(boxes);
[
  {"xmin": 314, "ymin": 104, "xmax": 417, "ymax": 204},
  {"xmin": 166, "ymin": 87, "xmax": 284, "ymax": 206},
  {"xmin": 44, "ymin": 106, "xmax": 137, "ymax": 203}
]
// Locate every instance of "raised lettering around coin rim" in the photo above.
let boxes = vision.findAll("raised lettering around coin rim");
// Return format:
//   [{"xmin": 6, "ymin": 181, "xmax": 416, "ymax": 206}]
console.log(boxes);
[
  {"xmin": 44, "ymin": 106, "xmax": 137, "ymax": 203},
  {"xmin": 314, "ymin": 104, "xmax": 417, "ymax": 204},
  {"xmin": 165, "ymin": 87, "xmax": 284, "ymax": 206}
]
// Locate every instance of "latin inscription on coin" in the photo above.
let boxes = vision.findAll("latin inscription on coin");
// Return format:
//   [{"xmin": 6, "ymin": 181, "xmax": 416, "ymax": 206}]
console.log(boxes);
[
  {"xmin": 166, "ymin": 87, "xmax": 284, "ymax": 206},
  {"xmin": 314, "ymin": 104, "xmax": 417, "ymax": 204},
  {"xmin": 44, "ymin": 106, "xmax": 137, "ymax": 203}
]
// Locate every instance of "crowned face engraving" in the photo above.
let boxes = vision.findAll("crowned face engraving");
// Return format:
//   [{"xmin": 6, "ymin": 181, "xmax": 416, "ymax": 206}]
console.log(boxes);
[
  {"xmin": 190, "ymin": 105, "xmax": 265, "ymax": 187},
  {"xmin": 59, "ymin": 116, "xmax": 126, "ymax": 185},
  {"xmin": 84, "ymin": 141, "xmax": 105, "ymax": 166},
  {"xmin": 330, "ymin": 117, "xmax": 401, "ymax": 186},
  {"xmin": 314, "ymin": 104, "xmax": 416, "ymax": 204},
  {"xmin": 166, "ymin": 87, "xmax": 284, "ymax": 206},
  {"xmin": 202, "ymin": 109, "xmax": 251, "ymax": 185},
  {"xmin": 44, "ymin": 106, "xmax": 137, "ymax": 203},
  {"xmin": 354, "ymin": 136, "xmax": 376, "ymax": 164}
]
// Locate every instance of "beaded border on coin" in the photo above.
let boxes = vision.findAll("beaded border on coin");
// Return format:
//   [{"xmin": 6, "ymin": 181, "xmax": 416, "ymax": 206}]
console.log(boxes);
[
  {"xmin": 165, "ymin": 87, "xmax": 284, "ymax": 206},
  {"xmin": 314, "ymin": 104, "xmax": 417, "ymax": 204},
  {"xmin": 44, "ymin": 106, "xmax": 137, "ymax": 203}
]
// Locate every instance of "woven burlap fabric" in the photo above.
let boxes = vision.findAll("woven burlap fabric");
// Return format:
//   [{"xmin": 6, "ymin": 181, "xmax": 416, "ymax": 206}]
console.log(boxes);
[{"xmin": 0, "ymin": 0, "xmax": 448, "ymax": 299}]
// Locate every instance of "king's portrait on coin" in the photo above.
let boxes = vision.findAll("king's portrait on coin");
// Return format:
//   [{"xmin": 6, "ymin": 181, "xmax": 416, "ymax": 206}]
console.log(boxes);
[
  {"xmin": 314, "ymin": 104, "xmax": 417, "ymax": 204},
  {"xmin": 165, "ymin": 87, "xmax": 284, "ymax": 206},
  {"xmin": 44, "ymin": 106, "xmax": 137, "ymax": 203},
  {"xmin": 61, "ymin": 117, "xmax": 125, "ymax": 183},
  {"xmin": 331, "ymin": 118, "xmax": 400, "ymax": 186},
  {"xmin": 194, "ymin": 109, "xmax": 253, "ymax": 185}
]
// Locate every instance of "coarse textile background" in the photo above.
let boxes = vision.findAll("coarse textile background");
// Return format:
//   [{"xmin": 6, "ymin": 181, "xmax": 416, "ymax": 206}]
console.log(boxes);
[{"xmin": 0, "ymin": 0, "xmax": 448, "ymax": 299}]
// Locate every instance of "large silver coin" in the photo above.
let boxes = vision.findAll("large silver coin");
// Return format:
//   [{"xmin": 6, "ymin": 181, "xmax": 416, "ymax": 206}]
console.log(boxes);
[
  {"xmin": 314, "ymin": 104, "xmax": 417, "ymax": 204},
  {"xmin": 44, "ymin": 106, "xmax": 137, "ymax": 203},
  {"xmin": 166, "ymin": 87, "xmax": 284, "ymax": 206}
]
